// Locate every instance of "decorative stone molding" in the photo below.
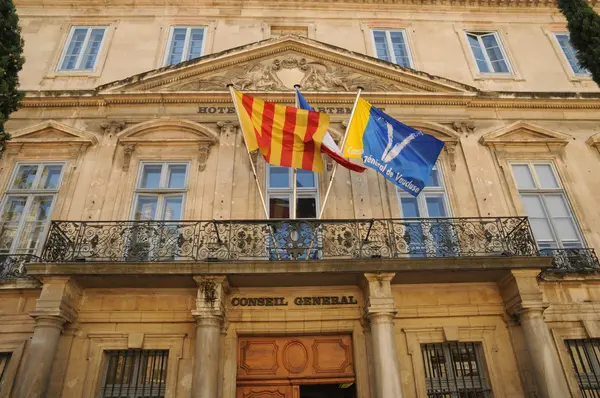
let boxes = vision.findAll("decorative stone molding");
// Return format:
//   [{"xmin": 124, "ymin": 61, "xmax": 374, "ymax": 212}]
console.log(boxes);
[
  {"xmin": 28, "ymin": 277, "xmax": 82, "ymax": 324},
  {"xmin": 122, "ymin": 144, "xmax": 135, "ymax": 172},
  {"xmin": 326, "ymin": 157, "xmax": 334, "ymax": 172},
  {"xmin": 100, "ymin": 120, "xmax": 126, "ymax": 135},
  {"xmin": 217, "ymin": 120, "xmax": 239, "ymax": 137},
  {"xmin": 452, "ymin": 121, "xmax": 475, "ymax": 135},
  {"xmin": 192, "ymin": 275, "xmax": 229, "ymax": 325},
  {"xmin": 362, "ymin": 272, "xmax": 397, "ymax": 317},
  {"xmin": 250, "ymin": 149, "xmax": 259, "ymax": 167},
  {"xmin": 479, "ymin": 121, "xmax": 571, "ymax": 149},
  {"xmin": 8, "ymin": 120, "xmax": 98, "ymax": 147},
  {"xmin": 498, "ymin": 270, "xmax": 547, "ymax": 317},
  {"xmin": 198, "ymin": 142, "xmax": 214, "ymax": 171},
  {"xmin": 444, "ymin": 143, "xmax": 457, "ymax": 171},
  {"xmin": 587, "ymin": 133, "xmax": 600, "ymax": 155}
]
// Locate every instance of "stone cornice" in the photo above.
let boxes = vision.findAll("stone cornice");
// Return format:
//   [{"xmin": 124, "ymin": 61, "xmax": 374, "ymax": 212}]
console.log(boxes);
[
  {"xmin": 19, "ymin": 90, "xmax": 600, "ymax": 111},
  {"xmin": 13, "ymin": 0, "xmax": 600, "ymax": 9}
]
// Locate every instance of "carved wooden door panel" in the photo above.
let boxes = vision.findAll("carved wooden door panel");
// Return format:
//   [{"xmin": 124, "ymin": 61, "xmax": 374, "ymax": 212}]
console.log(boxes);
[{"xmin": 236, "ymin": 385, "xmax": 293, "ymax": 398}]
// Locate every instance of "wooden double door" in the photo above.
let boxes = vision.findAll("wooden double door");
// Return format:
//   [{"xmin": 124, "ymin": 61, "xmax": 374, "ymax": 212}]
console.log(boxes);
[{"xmin": 236, "ymin": 335, "xmax": 355, "ymax": 398}]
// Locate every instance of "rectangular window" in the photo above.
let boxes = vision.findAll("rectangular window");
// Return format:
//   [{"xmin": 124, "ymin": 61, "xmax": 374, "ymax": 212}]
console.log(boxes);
[
  {"xmin": 565, "ymin": 339, "xmax": 600, "ymax": 396},
  {"xmin": 0, "ymin": 352, "xmax": 11, "ymax": 385},
  {"xmin": 133, "ymin": 163, "xmax": 188, "ymax": 221},
  {"xmin": 372, "ymin": 29, "xmax": 413, "ymax": 68},
  {"xmin": 421, "ymin": 342, "xmax": 492, "ymax": 398},
  {"xmin": 270, "ymin": 25, "xmax": 309, "ymax": 38},
  {"xmin": 100, "ymin": 349, "xmax": 168, "ymax": 398},
  {"xmin": 267, "ymin": 166, "xmax": 318, "ymax": 219},
  {"xmin": 0, "ymin": 163, "xmax": 64, "ymax": 254},
  {"xmin": 466, "ymin": 31, "xmax": 511, "ymax": 74},
  {"xmin": 511, "ymin": 162, "xmax": 583, "ymax": 249},
  {"xmin": 58, "ymin": 27, "xmax": 107, "ymax": 71},
  {"xmin": 165, "ymin": 27, "xmax": 206, "ymax": 66},
  {"xmin": 398, "ymin": 164, "xmax": 455, "ymax": 256},
  {"xmin": 554, "ymin": 33, "xmax": 590, "ymax": 76}
]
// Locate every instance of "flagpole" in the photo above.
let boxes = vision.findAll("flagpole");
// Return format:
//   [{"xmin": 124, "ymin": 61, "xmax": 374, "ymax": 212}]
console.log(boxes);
[
  {"xmin": 318, "ymin": 86, "xmax": 363, "ymax": 219},
  {"xmin": 227, "ymin": 84, "xmax": 271, "ymax": 220}
]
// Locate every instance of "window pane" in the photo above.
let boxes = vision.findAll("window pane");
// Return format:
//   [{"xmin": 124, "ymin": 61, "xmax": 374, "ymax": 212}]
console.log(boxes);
[
  {"xmin": 530, "ymin": 219, "xmax": 555, "ymax": 242},
  {"xmin": 400, "ymin": 197, "xmax": 420, "ymax": 217},
  {"xmin": 16, "ymin": 222, "xmax": 46, "ymax": 254},
  {"xmin": 481, "ymin": 34, "xmax": 509, "ymax": 73},
  {"xmin": 0, "ymin": 225, "xmax": 18, "ymax": 253},
  {"xmin": 163, "ymin": 196, "xmax": 183, "ymax": 220},
  {"xmin": 134, "ymin": 196, "xmax": 158, "ymax": 220},
  {"xmin": 296, "ymin": 197, "xmax": 316, "ymax": 218},
  {"xmin": 60, "ymin": 28, "xmax": 88, "ymax": 70},
  {"xmin": 12, "ymin": 165, "xmax": 38, "ymax": 190},
  {"xmin": 467, "ymin": 34, "xmax": 490, "ymax": 73},
  {"xmin": 512, "ymin": 164, "xmax": 536, "ymax": 189},
  {"xmin": 389, "ymin": 31, "xmax": 411, "ymax": 67},
  {"xmin": 427, "ymin": 167, "xmax": 441, "ymax": 187},
  {"xmin": 39, "ymin": 165, "xmax": 63, "ymax": 190},
  {"xmin": 168, "ymin": 27, "xmax": 187, "ymax": 65},
  {"xmin": 296, "ymin": 170, "xmax": 315, "ymax": 188},
  {"xmin": 373, "ymin": 31, "xmax": 391, "ymax": 62},
  {"xmin": 543, "ymin": 194, "xmax": 571, "ymax": 218},
  {"xmin": 269, "ymin": 167, "xmax": 289, "ymax": 188},
  {"xmin": 269, "ymin": 197, "xmax": 290, "ymax": 219},
  {"xmin": 188, "ymin": 28, "xmax": 204, "ymax": 60},
  {"xmin": 521, "ymin": 195, "xmax": 546, "ymax": 218},
  {"xmin": 1, "ymin": 196, "xmax": 27, "ymax": 222},
  {"xmin": 167, "ymin": 165, "xmax": 187, "ymax": 188},
  {"xmin": 553, "ymin": 218, "xmax": 580, "ymax": 242},
  {"xmin": 26, "ymin": 196, "xmax": 54, "ymax": 221},
  {"xmin": 534, "ymin": 164, "xmax": 559, "ymax": 189},
  {"xmin": 81, "ymin": 28, "xmax": 105, "ymax": 70},
  {"xmin": 425, "ymin": 196, "xmax": 447, "ymax": 217},
  {"xmin": 140, "ymin": 165, "xmax": 162, "ymax": 189},
  {"xmin": 555, "ymin": 34, "xmax": 589, "ymax": 75}
]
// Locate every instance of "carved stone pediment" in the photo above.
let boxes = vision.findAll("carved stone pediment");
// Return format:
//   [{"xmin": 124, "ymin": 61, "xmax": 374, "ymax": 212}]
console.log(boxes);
[
  {"xmin": 98, "ymin": 36, "xmax": 476, "ymax": 94},
  {"xmin": 479, "ymin": 121, "xmax": 571, "ymax": 147},
  {"xmin": 9, "ymin": 120, "xmax": 98, "ymax": 146}
]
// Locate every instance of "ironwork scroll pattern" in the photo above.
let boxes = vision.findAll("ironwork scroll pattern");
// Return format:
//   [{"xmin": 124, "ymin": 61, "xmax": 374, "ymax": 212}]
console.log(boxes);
[
  {"xmin": 541, "ymin": 248, "xmax": 600, "ymax": 273},
  {"xmin": 41, "ymin": 217, "xmax": 542, "ymax": 263},
  {"xmin": 0, "ymin": 254, "xmax": 39, "ymax": 279}
]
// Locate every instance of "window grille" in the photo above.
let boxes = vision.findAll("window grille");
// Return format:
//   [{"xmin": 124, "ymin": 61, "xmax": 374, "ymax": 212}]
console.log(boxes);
[
  {"xmin": 565, "ymin": 339, "xmax": 600, "ymax": 397},
  {"xmin": 0, "ymin": 352, "xmax": 11, "ymax": 384},
  {"xmin": 421, "ymin": 342, "xmax": 492, "ymax": 398},
  {"xmin": 100, "ymin": 350, "xmax": 168, "ymax": 398}
]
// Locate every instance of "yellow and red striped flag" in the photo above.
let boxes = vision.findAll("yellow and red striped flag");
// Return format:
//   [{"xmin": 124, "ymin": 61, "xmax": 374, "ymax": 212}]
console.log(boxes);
[{"xmin": 234, "ymin": 90, "xmax": 330, "ymax": 172}]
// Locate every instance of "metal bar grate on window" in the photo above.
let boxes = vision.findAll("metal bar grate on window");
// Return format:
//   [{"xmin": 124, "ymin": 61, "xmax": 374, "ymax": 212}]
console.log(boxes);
[
  {"xmin": 101, "ymin": 349, "xmax": 168, "ymax": 398},
  {"xmin": 566, "ymin": 339, "xmax": 600, "ymax": 397},
  {"xmin": 0, "ymin": 352, "xmax": 11, "ymax": 384},
  {"xmin": 421, "ymin": 342, "xmax": 492, "ymax": 398}
]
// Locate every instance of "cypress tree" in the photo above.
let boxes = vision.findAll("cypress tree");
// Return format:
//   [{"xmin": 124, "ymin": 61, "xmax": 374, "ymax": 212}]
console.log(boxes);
[
  {"xmin": 557, "ymin": 0, "xmax": 600, "ymax": 86},
  {"xmin": 0, "ymin": 0, "xmax": 25, "ymax": 156}
]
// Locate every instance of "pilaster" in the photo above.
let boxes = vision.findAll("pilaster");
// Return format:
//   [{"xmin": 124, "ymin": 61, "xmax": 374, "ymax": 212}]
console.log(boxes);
[
  {"xmin": 498, "ymin": 270, "xmax": 570, "ymax": 398},
  {"xmin": 362, "ymin": 273, "xmax": 404, "ymax": 398},
  {"xmin": 191, "ymin": 275, "xmax": 229, "ymax": 398},
  {"xmin": 14, "ymin": 277, "xmax": 81, "ymax": 398}
]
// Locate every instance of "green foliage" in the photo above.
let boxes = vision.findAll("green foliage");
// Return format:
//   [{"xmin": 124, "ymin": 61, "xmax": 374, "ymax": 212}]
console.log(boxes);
[
  {"xmin": 0, "ymin": 0, "xmax": 25, "ymax": 155},
  {"xmin": 557, "ymin": 0, "xmax": 600, "ymax": 86}
]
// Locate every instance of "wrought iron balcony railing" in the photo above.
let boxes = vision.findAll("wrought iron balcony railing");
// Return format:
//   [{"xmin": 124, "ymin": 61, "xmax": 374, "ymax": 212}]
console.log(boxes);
[
  {"xmin": 0, "ymin": 254, "xmax": 40, "ymax": 279},
  {"xmin": 41, "ymin": 217, "xmax": 539, "ymax": 263},
  {"xmin": 540, "ymin": 248, "xmax": 600, "ymax": 273}
]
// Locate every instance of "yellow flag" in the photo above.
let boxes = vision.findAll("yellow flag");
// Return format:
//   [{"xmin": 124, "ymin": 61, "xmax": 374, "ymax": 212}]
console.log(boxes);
[{"xmin": 343, "ymin": 98, "xmax": 373, "ymax": 158}]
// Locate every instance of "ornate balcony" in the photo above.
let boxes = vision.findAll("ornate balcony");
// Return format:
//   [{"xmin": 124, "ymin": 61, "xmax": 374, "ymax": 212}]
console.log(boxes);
[
  {"xmin": 540, "ymin": 248, "xmax": 600, "ymax": 273},
  {"xmin": 0, "ymin": 254, "xmax": 40, "ymax": 279},
  {"xmin": 41, "ymin": 217, "xmax": 540, "ymax": 263}
]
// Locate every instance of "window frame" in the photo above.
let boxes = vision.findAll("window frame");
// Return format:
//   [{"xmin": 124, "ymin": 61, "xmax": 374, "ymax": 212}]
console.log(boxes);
[
  {"xmin": 552, "ymin": 33, "xmax": 591, "ymax": 77},
  {"xmin": 131, "ymin": 161, "xmax": 190, "ymax": 221},
  {"xmin": 371, "ymin": 29, "xmax": 414, "ymax": 68},
  {"xmin": 510, "ymin": 161, "xmax": 585, "ymax": 249},
  {"xmin": 0, "ymin": 162, "xmax": 66, "ymax": 255},
  {"xmin": 266, "ymin": 166, "xmax": 319, "ymax": 219},
  {"xmin": 465, "ymin": 31, "xmax": 512, "ymax": 75},
  {"xmin": 397, "ymin": 163, "xmax": 451, "ymax": 218},
  {"xmin": 57, "ymin": 26, "xmax": 108, "ymax": 72},
  {"xmin": 163, "ymin": 26, "xmax": 207, "ymax": 66}
]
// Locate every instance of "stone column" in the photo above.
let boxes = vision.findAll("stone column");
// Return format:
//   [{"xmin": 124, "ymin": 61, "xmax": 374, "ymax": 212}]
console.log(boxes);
[
  {"xmin": 191, "ymin": 275, "xmax": 228, "ymax": 398},
  {"xmin": 499, "ymin": 270, "xmax": 570, "ymax": 398},
  {"xmin": 363, "ymin": 273, "xmax": 404, "ymax": 398},
  {"xmin": 14, "ymin": 277, "xmax": 80, "ymax": 398}
]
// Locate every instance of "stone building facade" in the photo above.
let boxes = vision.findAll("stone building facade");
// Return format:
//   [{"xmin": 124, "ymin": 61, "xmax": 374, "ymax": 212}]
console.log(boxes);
[{"xmin": 1, "ymin": 1, "xmax": 600, "ymax": 398}]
